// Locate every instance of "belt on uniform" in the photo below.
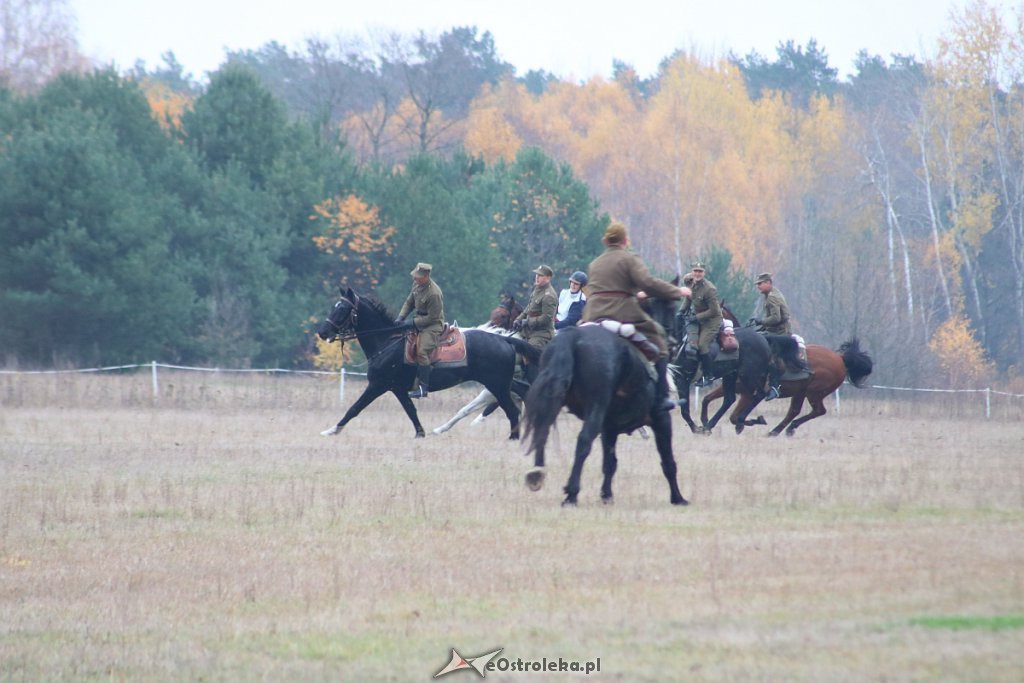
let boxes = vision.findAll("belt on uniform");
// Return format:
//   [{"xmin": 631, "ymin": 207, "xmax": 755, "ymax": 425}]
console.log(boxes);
[
  {"xmin": 591, "ymin": 290, "xmax": 632, "ymax": 298},
  {"xmin": 528, "ymin": 312, "xmax": 542, "ymax": 317}
]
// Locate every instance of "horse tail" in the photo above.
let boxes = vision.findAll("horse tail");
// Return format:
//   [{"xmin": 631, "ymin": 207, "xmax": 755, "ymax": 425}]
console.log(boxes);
[
  {"xmin": 838, "ymin": 338, "xmax": 873, "ymax": 387},
  {"xmin": 522, "ymin": 328, "xmax": 577, "ymax": 457},
  {"xmin": 499, "ymin": 335, "xmax": 542, "ymax": 365}
]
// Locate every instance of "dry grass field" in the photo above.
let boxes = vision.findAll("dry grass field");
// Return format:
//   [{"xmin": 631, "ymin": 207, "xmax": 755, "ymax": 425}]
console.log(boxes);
[{"xmin": 2, "ymin": 372, "xmax": 1024, "ymax": 681}]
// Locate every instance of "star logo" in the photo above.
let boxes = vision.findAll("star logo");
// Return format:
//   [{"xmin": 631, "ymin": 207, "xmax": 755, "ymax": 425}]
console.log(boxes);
[{"xmin": 434, "ymin": 647, "xmax": 504, "ymax": 678}]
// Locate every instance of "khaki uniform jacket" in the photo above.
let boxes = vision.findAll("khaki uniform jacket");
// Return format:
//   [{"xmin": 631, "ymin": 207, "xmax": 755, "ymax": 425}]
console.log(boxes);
[
  {"xmin": 582, "ymin": 246, "xmax": 682, "ymax": 357},
  {"xmin": 760, "ymin": 288, "xmax": 791, "ymax": 335},
  {"xmin": 515, "ymin": 283, "xmax": 557, "ymax": 349},
  {"xmin": 399, "ymin": 279, "xmax": 445, "ymax": 365},
  {"xmin": 688, "ymin": 278, "xmax": 723, "ymax": 354}
]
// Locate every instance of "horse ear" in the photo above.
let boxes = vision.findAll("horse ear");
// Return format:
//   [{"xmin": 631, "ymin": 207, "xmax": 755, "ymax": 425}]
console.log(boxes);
[
  {"xmin": 346, "ymin": 287, "xmax": 355, "ymax": 300},
  {"xmin": 338, "ymin": 285, "xmax": 345, "ymax": 297}
]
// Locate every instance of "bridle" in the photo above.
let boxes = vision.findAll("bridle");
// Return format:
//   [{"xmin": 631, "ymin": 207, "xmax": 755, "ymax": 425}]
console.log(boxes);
[{"xmin": 323, "ymin": 293, "xmax": 360, "ymax": 341}]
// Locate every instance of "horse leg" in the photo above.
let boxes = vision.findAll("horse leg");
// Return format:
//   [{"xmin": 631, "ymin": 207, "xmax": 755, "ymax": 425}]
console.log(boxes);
[
  {"xmin": 769, "ymin": 392, "xmax": 805, "ymax": 437},
  {"xmin": 392, "ymin": 389, "xmax": 427, "ymax": 438},
  {"xmin": 562, "ymin": 403, "xmax": 607, "ymax": 506},
  {"xmin": 320, "ymin": 383, "xmax": 388, "ymax": 436},
  {"xmin": 433, "ymin": 389, "xmax": 493, "ymax": 435},
  {"xmin": 599, "ymin": 430, "xmax": 619, "ymax": 504},
  {"xmin": 488, "ymin": 386, "xmax": 521, "ymax": 440},
  {"xmin": 670, "ymin": 362, "xmax": 700, "ymax": 433},
  {"xmin": 785, "ymin": 393, "xmax": 828, "ymax": 436},
  {"xmin": 730, "ymin": 393, "xmax": 757, "ymax": 434},
  {"xmin": 651, "ymin": 409, "xmax": 688, "ymax": 505},
  {"xmin": 703, "ymin": 379, "xmax": 735, "ymax": 433}
]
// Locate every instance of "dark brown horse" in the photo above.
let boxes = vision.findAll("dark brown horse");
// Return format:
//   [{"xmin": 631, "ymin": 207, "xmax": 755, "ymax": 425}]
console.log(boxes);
[
  {"xmin": 700, "ymin": 338, "xmax": 873, "ymax": 436},
  {"xmin": 488, "ymin": 293, "xmax": 524, "ymax": 331}
]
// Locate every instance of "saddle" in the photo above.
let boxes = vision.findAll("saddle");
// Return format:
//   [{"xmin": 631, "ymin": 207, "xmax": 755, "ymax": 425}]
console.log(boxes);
[
  {"xmin": 404, "ymin": 324, "xmax": 468, "ymax": 368},
  {"xmin": 581, "ymin": 320, "xmax": 660, "ymax": 369}
]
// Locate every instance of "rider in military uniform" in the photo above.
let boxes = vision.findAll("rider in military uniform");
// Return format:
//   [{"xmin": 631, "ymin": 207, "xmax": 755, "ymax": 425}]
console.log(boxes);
[
  {"xmin": 395, "ymin": 262, "xmax": 445, "ymax": 398},
  {"xmin": 513, "ymin": 265, "xmax": 558, "ymax": 351},
  {"xmin": 583, "ymin": 221, "xmax": 689, "ymax": 412},
  {"xmin": 512, "ymin": 265, "xmax": 558, "ymax": 382},
  {"xmin": 684, "ymin": 261, "xmax": 723, "ymax": 387},
  {"xmin": 751, "ymin": 272, "xmax": 791, "ymax": 400}
]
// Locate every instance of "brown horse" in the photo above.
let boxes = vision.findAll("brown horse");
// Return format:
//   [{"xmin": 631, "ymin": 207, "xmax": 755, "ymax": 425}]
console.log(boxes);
[
  {"xmin": 489, "ymin": 293, "xmax": 524, "ymax": 331},
  {"xmin": 700, "ymin": 338, "xmax": 873, "ymax": 436}
]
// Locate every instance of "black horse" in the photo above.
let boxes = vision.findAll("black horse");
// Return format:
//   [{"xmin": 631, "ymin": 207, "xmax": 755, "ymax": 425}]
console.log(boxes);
[
  {"xmin": 522, "ymin": 323, "xmax": 687, "ymax": 507},
  {"xmin": 316, "ymin": 287, "xmax": 538, "ymax": 439},
  {"xmin": 667, "ymin": 302, "xmax": 808, "ymax": 435}
]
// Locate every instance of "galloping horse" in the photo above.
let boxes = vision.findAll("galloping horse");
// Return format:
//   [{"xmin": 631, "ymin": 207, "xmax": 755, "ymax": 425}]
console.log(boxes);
[
  {"xmin": 316, "ymin": 288, "xmax": 538, "ymax": 439},
  {"xmin": 668, "ymin": 301, "xmax": 776, "ymax": 435},
  {"xmin": 522, "ymin": 324, "xmax": 687, "ymax": 507},
  {"xmin": 701, "ymin": 338, "xmax": 873, "ymax": 436}
]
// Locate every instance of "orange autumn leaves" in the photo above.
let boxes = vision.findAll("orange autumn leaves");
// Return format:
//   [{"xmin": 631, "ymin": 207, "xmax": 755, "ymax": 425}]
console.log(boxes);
[{"xmin": 310, "ymin": 194, "xmax": 395, "ymax": 291}]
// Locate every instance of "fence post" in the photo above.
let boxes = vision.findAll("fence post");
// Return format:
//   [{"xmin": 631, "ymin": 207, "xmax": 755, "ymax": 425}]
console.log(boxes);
[
  {"xmin": 340, "ymin": 367, "xmax": 346, "ymax": 404},
  {"xmin": 151, "ymin": 360, "xmax": 159, "ymax": 399},
  {"xmin": 985, "ymin": 387, "xmax": 991, "ymax": 419}
]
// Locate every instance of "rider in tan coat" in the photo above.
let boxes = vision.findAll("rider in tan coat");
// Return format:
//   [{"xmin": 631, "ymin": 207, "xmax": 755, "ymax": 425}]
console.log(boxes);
[{"xmin": 582, "ymin": 221, "xmax": 689, "ymax": 412}]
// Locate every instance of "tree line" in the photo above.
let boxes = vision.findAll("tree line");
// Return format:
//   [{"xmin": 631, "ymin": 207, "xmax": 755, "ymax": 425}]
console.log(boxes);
[{"xmin": 2, "ymin": 0, "xmax": 1022, "ymax": 389}]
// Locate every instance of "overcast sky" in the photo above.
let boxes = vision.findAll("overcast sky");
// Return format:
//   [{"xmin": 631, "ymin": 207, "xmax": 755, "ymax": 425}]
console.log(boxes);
[{"xmin": 71, "ymin": 0, "xmax": 1011, "ymax": 82}]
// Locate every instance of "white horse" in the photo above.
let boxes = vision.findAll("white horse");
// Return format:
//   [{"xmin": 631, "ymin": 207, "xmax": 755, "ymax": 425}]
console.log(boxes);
[{"xmin": 433, "ymin": 323, "xmax": 526, "ymax": 435}]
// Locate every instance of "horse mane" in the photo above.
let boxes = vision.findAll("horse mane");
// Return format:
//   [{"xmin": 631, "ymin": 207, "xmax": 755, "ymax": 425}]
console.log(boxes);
[
  {"xmin": 360, "ymin": 295, "xmax": 395, "ymax": 322},
  {"xmin": 838, "ymin": 338, "xmax": 873, "ymax": 388}
]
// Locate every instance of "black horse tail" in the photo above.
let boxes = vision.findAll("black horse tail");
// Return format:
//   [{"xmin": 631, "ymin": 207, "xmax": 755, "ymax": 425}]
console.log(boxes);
[
  {"xmin": 839, "ymin": 338, "xmax": 873, "ymax": 387},
  {"xmin": 499, "ymin": 336, "xmax": 542, "ymax": 365},
  {"xmin": 766, "ymin": 334, "xmax": 806, "ymax": 371},
  {"xmin": 522, "ymin": 328, "xmax": 578, "ymax": 457}
]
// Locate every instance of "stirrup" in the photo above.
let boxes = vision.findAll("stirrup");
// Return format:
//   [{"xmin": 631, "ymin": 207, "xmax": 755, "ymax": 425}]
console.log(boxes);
[
  {"xmin": 408, "ymin": 387, "xmax": 430, "ymax": 399},
  {"xmin": 765, "ymin": 385, "xmax": 780, "ymax": 401},
  {"xmin": 694, "ymin": 376, "xmax": 715, "ymax": 388}
]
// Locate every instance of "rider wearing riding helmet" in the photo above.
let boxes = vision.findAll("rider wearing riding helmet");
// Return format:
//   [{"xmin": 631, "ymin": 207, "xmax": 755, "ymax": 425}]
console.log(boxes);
[{"xmin": 555, "ymin": 271, "xmax": 588, "ymax": 330}]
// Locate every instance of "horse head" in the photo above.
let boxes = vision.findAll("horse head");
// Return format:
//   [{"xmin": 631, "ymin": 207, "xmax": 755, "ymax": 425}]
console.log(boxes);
[
  {"xmin": 317, "ymin": 287, "xmax": 359, "ymax": 342},
  {"xmin": 490, "ymin": 293, "xmax": 524, "ymax": 331}
]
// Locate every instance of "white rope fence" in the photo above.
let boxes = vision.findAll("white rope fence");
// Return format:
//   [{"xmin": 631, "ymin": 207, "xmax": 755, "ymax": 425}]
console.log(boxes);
[
  {"xmin": 0, "ymin": 361, "xmax": 368, "ymax": 404},
  {"xmin": 834, "ymin": 383, "xmax": 1024, "ymax": 418},
  {"xmin": 3, "ymin": 363, "xmax": 1024, "ymax": 414}
]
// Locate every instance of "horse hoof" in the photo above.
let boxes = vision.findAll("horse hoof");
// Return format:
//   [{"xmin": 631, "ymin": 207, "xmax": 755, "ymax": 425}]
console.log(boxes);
[
  {"xmin": 754, "ymin": 416, "xmax": 767, "ymax": 425},
  {"xmin": 785, "ymin": 429, "xmax": 796, "ymax": 437},
  {"xmin": 767, "ymin": 431, "xmax": 781, "ymax": 438},
  {"xmin": 509, "ymin": 432, "xmax": 519, "ymax": 441},
  {"xmin": 415, "ymin": 431, "xmax": 426, "ymax": 439},
  {"xmin": 561, "ymin": 498, "xmax": 578, "ymax": 507},
  {"xmin": 671, "ymin": 496, "xmax": 689, "ymax": 506},
  {"xmin": 601, "ymin": 495, "xmax": 614, "ymax": 505},
  {"xmin": 320, "ymin": 425, "xmax": 340, "ymax": 437},
  {"xmin": 525, "ymin": 469, "xmax": 545, "ymax": 491},
  {"xmin": 735, "ymin": 424, "xmax": 745, "ymax": 435}
]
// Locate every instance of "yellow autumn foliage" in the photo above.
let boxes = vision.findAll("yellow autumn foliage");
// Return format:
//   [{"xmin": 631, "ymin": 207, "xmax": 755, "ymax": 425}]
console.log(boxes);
[{"xmin": 928, "ymin": 314, "xmax": 994, "ymax": 388}]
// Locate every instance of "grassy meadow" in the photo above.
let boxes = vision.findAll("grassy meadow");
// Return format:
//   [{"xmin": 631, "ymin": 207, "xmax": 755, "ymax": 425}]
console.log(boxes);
[{"xmin": 1, "ymin": 372, "xmax": 1023, "ymax": 681}]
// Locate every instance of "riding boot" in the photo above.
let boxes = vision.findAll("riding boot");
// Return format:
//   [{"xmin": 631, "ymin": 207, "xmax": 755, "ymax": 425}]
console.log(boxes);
[
  {"xmin": 654, "ymin": 358, "xmax": 677, "ymax": 413},
  {"xmin": 765, "ymin": 363, "xmax": 782, "ymax": 401},
  {"xmin": 409, "ymin": 365, "xmax": 431, "ymax": 399},
  {"xmin": 694, "ymin": 353, "xmax": 715, "ymax": 387}
]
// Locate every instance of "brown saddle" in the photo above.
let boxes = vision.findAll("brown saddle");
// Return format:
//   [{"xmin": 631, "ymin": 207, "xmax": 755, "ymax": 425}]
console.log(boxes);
[{"xmin": 404, "ymin": 324, "xmax": 468, "ymax": 368}]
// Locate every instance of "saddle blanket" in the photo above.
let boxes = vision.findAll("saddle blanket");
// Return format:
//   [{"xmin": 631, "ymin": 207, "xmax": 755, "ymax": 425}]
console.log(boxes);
[{"xmin": 404, "ymin": 325, "xmax": 468, "ymax": 368}]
